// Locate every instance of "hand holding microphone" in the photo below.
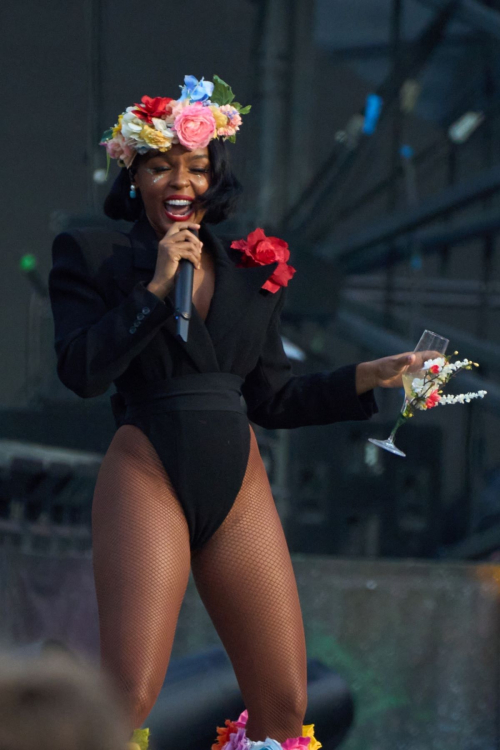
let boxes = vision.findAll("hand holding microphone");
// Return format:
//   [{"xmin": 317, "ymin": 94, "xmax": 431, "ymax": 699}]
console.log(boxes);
[
  {"xmin": 147, "ymin": 220, "xmax": 201, "ymax": 298},
  {"xmin": 146, "ymin": 221, "xmax": 202, "ymax": 342}
]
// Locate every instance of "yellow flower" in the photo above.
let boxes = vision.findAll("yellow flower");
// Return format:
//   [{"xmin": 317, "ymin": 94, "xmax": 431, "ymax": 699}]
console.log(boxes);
[
  {"xmin": 210, "ymin": 105, "xmax": 229, "ymax": 130},
  {"xmin": 139, "ymin": 125, "xmax": 172, "ymax": 152},
  {"xmin": 112, "ymin": 113, "xmax": 123, "ymax": 138},
  {"xmin": 130, "ymin": 728, "xmax": 149, "ymax": 750},
  {"xmin": 302, "ymin": 725, "xmax": 322, "ymax": 750}
]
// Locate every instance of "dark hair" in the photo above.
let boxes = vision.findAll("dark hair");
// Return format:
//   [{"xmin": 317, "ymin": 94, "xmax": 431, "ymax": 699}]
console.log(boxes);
[{"xmin": 103, "ymin": 139, "xmax": 242, "ymax": 224}]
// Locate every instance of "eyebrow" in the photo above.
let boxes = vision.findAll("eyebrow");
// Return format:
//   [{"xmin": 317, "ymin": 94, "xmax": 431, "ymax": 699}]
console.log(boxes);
[{"xmin": 147, "ymin": 153, "xmax": 209, "ymax": 167}]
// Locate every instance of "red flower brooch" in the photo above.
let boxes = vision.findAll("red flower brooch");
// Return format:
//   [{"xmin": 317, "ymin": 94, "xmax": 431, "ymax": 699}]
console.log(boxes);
[{"xmin": 231, "ymin": 228, "xmax": 296, "ymax": 293}]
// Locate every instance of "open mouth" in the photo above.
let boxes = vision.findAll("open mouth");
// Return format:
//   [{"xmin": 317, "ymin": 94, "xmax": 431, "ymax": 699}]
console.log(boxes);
[{"xmin": 164, "ymin": 197, "xmax": 195, "ymax": 222}]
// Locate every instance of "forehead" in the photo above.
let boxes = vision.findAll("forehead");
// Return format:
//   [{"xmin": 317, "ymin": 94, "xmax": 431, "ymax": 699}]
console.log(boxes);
[{"xmin": 142, "ymin": 146, "xmax": 210, "ymax": 166}]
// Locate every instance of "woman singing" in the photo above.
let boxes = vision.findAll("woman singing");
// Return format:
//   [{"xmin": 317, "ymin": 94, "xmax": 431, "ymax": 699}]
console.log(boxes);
[{"xmin": 49, "ymin": 75, "xmax": 418, "ymax": 750}]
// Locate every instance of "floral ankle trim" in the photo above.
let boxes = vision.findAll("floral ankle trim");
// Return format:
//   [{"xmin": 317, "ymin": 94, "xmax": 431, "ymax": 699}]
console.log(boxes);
[
  {"xmin": 130, "ymin": 728, "xmax": 150, "ymax": 750},
  {"xmin": 212, "ymin": 711, "xmax": 322, "ymax": 750}
]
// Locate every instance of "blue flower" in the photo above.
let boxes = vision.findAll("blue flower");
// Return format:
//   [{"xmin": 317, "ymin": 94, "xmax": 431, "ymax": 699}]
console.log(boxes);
[
  {"xmin": 249, "ymin": 740, "xmax": 282, "ymax": 750},
  {"xmin": 178, "ymin": 75, "xmax": 214, "ymax": 103}
]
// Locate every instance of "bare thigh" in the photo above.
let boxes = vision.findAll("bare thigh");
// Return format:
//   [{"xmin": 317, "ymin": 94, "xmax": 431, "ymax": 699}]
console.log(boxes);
[{"xmin": 92, "ymin": 424, "xmax": 191, "ymax": 726}]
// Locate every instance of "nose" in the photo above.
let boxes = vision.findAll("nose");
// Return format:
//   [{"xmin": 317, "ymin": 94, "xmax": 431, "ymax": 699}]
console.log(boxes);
[{"xmin": 168, "ymin": 165, "xmax": 190, "ymax": 190}]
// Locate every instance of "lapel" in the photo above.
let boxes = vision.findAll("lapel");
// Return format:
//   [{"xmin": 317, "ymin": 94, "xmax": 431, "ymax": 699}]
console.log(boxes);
[
  {"xmin": 201, "ymin": 225, "xmax": 279, "ymax": 348},
  {"xmin": 111, "ymin": 216, "xmax": 279, "ymax": 372}
]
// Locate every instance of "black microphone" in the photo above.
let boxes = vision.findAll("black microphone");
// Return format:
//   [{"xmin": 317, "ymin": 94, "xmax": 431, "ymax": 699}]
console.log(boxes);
[{"xmin": 174, "ymin": 227, "xmax": 198, "ymax": 342}]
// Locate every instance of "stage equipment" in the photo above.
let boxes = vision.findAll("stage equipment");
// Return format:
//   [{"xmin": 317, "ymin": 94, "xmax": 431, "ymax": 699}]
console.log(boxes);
[
  {"xmin": 148, "ymin": 647, "xmax": 354, "ymax": 750},
  {"xmin": 0, "ymin": 439, "xmax": 101, "ymax": 555},
  {"xmin": 335, "ymin": 114, "xmax": 365, "ymax": 150},
  {"xmin": 20, "ymin": 255, "xmax": 48, "ymax": 299},
  {"xmin": 282, "ymin": 1, "xmax": 458, "ymax": 242},
  {"xmin": 362, "ymin": 94, "xmax": 383, "ymax": 135},
  {"xmin": 448, "ymin": 111, "xmax": 485, "ymax": 144},
  {"xmin": 340, "ymin": 207, "xmax": 500, "ymax": 273},
  {"xmin": 325, "ymin": 164, "xmax": 500, "ymax": 267},
  {"xmin": 400, "ymin": 79, "xmax": 421, "ymax": 113},
  {"xmin": 414, "ymin": 0, "xmax": 500, "ymax": 42},
  {"xmin": 400, "ymin": 144, "xmax": 418, "ymax": 208},
  {"xmin": 286, "ymin": 420, "xmax": 443, "ymax": 558}
]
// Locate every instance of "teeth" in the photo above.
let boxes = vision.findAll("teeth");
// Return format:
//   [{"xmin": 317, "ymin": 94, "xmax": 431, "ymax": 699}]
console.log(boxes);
[{"xmin": 165, "ymin": 200, "xmax": 192, "ymax": 206}]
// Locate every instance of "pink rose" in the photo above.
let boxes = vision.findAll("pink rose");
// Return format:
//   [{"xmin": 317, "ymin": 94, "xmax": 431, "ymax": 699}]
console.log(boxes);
[
  {"xmin": 103, "ymin": 133, "xmax": 135, "ymax": 168},
  {"xmin": 174, "ymin": 102, "xmax": 216, "ymax": 150}
]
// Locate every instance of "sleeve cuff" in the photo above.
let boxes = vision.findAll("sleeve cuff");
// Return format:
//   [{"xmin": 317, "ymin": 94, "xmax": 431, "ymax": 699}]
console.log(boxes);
[
  {"xmin": 335, "ymin": 362, "xmax": 379, "ymax": 420},
  {"xmin": 130, "ymin": 280, "xmax": 175, "ymax": 325}
]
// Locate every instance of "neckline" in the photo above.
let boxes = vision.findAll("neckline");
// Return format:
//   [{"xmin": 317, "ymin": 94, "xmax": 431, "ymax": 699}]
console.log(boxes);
[{"xmin": 131, "ymin": 216, "xmax": 229, "ymax": 330}]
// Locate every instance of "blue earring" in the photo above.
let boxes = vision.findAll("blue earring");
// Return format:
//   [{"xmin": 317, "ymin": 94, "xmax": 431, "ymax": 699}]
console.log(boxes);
[{"xmin": 129, "ymin": 184, "xmax": 137, "ymax": 199}]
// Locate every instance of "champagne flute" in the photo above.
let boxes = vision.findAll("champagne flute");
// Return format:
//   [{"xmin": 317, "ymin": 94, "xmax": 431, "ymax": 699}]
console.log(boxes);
[{"xmin": 368, "ymin": 330, "xmax": 449, "ymax": 457}]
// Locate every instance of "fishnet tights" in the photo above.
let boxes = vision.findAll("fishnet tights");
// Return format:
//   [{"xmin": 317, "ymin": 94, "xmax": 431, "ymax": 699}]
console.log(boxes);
[{"xmin": 92, "ymin": 423, "xmax": 307, "ymax": 742}]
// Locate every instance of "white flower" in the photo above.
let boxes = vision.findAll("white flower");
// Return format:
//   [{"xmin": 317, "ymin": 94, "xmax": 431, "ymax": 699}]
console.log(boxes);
[
  {"xmin": 412, "ymin": 378, "xmax": 425, "ymax": 393},
  {"xmin": 439, "ymin": 390, "xmax": 487, "ymax": 406},
  {"xmin": 423, "ymin": 357, "xmax": 446, "ymax": 370},
  {"xmin": 152, "ymin": 117, "xmax": 175, "ymax": 138},
  {"xmin": 121, "ymin": 108, "xmax": 144, "ymax": 144}
]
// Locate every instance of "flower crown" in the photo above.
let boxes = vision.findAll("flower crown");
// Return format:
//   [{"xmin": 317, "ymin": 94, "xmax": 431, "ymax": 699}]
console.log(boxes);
[{"xmin": 100, "ymin": 75, "xmax": 251, "ymax": 169}]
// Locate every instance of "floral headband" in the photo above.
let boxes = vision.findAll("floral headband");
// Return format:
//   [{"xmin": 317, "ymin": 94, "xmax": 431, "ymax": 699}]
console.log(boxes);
[{"xmin": 100, "ymin": 75, "xmax": 251, "ymax": 169}]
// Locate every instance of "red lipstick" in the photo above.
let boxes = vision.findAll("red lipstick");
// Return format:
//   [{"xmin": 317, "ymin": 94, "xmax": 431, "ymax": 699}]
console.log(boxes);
[{"xmin": 163, "ymin": 194, "xmax": 195, "ymax": 223}]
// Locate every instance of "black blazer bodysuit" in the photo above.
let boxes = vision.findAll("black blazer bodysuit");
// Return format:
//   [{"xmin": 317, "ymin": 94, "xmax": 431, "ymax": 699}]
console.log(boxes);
[{"xmin": 49, "ymin": 216, "xmax": 378, "ymax": 549}]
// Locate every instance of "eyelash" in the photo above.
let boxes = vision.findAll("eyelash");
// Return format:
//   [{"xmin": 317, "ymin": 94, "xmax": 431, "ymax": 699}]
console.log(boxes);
[{"xmin": 152, "ymin": 167, "xmax": 209, "ymax": 174}]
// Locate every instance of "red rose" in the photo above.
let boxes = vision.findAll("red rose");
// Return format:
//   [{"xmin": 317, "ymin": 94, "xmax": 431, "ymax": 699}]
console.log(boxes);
[
  {"xmin": 430, "ymin": 365, "xmax": 441, "ymax": 374},
  {"xmin": 231, "ymin": 228, "xmax": 296, "ymax": 293},
  {"xmin": 425, "ymin": 391, "xmax": 440, "ymax": 409},
  {"xmin": 132, "ymin": 96, "xmax": 174, "ymax": 124}
]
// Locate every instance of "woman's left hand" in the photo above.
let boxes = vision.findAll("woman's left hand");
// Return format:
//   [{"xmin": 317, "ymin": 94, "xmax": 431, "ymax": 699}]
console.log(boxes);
[{"xmin": 356, "ymin": 353, "xmax": 420, "ymax": 393}]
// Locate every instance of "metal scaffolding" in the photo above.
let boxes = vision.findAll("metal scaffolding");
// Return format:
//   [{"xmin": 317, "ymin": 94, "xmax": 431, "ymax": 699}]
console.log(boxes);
[{"xmin": 254, "ymin": 0, "xmax": 500, "ymax": 558}]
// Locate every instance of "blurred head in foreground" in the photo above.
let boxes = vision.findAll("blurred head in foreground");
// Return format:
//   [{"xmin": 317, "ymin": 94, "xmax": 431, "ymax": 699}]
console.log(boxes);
[{"xmin": 0, "ymin": 652, "xmax": 128, "ymax": 750}]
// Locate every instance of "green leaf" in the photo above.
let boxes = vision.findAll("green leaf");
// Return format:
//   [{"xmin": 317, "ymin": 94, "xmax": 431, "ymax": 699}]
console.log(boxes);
[
  {"xmin": 211, "ymin": 74, "xmax": 235, "ymax": 106},
  {"xmin": 100, "ymin": 127, "xmax": 113, "ymax": 143},
  {"xmin": 228, "ymin": 134, "xmax": 237, "ymax": 144},
  {"xmin": 229, "ymin": 102, "xmax": 251, "ymax": 115}
]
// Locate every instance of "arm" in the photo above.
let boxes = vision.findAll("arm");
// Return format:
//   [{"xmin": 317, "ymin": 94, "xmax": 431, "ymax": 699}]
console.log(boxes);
[
  {"xmin": 48, "ymin": 231, "xmax": 175, "ymax": 398},
  {"xmin": 241, "ymin": 290, "xmax": 378, "ymax": 430}
]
